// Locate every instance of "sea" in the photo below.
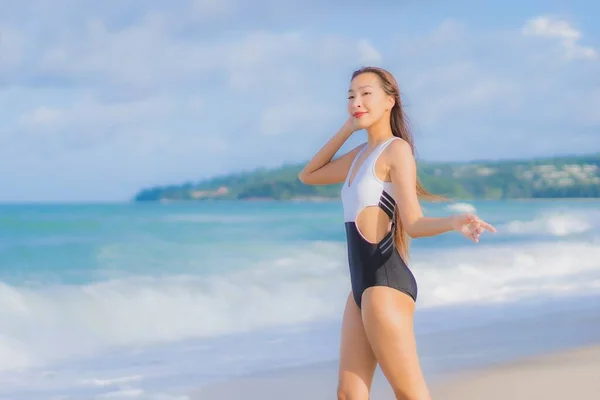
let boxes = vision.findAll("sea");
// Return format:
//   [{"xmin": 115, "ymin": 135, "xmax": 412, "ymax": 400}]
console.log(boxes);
[{"xmin": 1, "ymin": 199, "xmax": 600, "ymax": 399}]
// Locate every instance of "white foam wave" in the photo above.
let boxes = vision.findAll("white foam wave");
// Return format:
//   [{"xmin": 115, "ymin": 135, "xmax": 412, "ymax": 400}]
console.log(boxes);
[
  {"xmin": 503, "ymin": 210, "xmax": 599, "ymax": 237},
  {"xmin": 2, "ymin": 236, "xmax": 600, "ymax": 374},
  {"xmin": 414, "ymin": 240, "xmax": 600, "ymax": 307},
  {"xmin": 0, "ymin": 242, "xmax": 349, "ymax": 372},
  {"xmin": 445, "ymin": 202, "xmax": 476, "ymax": 213}
]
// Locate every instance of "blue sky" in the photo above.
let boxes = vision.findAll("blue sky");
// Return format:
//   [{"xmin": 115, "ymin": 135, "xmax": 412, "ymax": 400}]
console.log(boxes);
[{"xmin": 1, "ymin": 0, "xmax": 599, "ymax": 202}]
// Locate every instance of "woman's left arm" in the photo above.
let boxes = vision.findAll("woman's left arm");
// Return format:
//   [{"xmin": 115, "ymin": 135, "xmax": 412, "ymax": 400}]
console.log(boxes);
[{"xmin": 388, "ymin": 139, "xmax": 496, "ymax": 241}]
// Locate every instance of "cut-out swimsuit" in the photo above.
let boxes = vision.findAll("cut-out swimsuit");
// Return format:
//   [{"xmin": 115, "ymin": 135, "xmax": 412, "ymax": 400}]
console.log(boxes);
[{"xmin": 341, "ymin": 137, "xmax": 418, "ymax": 309}]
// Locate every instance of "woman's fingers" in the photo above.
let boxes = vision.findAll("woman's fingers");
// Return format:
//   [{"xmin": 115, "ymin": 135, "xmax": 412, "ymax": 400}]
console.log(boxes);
[
  {"xmin": 481, "ymin": 220, "xmax": 497, "ymax": 233},
  {"xmin": 469, "ymin": 215, "xmax": 497, "ymax": 233}
]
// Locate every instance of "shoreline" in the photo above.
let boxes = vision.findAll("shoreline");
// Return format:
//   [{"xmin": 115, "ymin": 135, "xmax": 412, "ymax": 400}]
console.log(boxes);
[
  {"xmin": 189, "ymin": 342, "xmax": 600, "ymax": 399},
  {"xmin": 142, "ymin": 196, "xmax": 600, "ymax": 204},
  {"xmin": 6, "ymin": 197, "xmax": 600, "ymax": 206}
]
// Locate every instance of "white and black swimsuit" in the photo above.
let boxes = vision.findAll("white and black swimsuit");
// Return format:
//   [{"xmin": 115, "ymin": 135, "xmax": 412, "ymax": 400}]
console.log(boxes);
[{"xmin": 341, "ymin": 137, "xmax": 418, "ymax": 309}]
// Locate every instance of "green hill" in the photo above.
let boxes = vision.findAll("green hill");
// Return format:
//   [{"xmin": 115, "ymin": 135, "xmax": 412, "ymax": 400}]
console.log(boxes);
[{"xmin": 133, "ymin": 153, "xmax": 600, "ymax": 202}]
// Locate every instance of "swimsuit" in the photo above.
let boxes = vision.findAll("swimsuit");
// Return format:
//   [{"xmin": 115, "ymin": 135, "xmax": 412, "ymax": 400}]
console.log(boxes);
[{"xmin": 341, "ymin": 137, "xmax": 418, "ymax": 309}]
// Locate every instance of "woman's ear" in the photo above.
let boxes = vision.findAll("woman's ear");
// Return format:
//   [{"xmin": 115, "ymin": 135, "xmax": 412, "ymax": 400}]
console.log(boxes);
[{"xmin": 387, "ymin": 94, "xmax": 396, "ymax": 111}]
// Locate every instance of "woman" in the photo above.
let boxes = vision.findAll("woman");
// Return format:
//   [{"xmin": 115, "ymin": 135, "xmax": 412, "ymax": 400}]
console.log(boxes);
[{"xmin": 298, "ymin": 66, "xmax": 496, "ymax": 400}]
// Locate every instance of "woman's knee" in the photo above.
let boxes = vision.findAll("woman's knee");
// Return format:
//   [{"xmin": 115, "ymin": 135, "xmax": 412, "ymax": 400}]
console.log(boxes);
[
  {"xmin": 391, "ymin": 380, "xmax": 431, "ymax": 400},
  {"xmin": 336, "ymin": 384, "xmax": 370, "ymax": 400}
]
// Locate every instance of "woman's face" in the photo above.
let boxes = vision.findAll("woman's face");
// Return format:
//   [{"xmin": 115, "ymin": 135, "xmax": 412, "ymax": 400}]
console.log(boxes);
[{"xmin": 347, "ymin": 72, "xmax": 394, "ymax": 130}]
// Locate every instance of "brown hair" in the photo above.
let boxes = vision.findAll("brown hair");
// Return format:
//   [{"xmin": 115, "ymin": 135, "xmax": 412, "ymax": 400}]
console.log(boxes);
[{"xmin": 351, "ymin": 66, "xmax": 445, "ymax": 261}]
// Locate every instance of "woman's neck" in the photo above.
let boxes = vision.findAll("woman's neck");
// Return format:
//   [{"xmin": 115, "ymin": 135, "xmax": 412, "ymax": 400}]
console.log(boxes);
[{"xmin": 365, "ymin": 116, "xmax": 394, "ymax": 147}]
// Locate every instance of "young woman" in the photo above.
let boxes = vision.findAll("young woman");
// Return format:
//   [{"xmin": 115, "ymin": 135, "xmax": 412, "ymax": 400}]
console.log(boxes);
[{"xmin": 298, "ymin": 66, "xmax": 496, "ymax": 400}]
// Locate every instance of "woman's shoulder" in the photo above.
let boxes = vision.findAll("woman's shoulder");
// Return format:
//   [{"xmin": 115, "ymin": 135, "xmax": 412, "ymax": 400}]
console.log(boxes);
[
  {"xmin": 384, "ymin": 137, "xmax": 415, "ymax": 169},
  {"xmin": 386, "ymin": 137, "xmax": 412, "ymax": 156}
]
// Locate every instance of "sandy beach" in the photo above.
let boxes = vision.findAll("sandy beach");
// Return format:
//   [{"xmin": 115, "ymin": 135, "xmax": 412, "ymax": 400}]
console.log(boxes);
[
  {"xmin": 190, "ymin": 343, "xmax": 600, "ymax": 400},
  {"xmin": 430, "ymin": 344, "xmax": 600, "ymax": 399}
]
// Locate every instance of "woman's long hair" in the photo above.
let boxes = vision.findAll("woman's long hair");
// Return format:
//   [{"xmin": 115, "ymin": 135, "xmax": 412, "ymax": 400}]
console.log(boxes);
[{"xmin": 351, "ymin": 66, "xmax": 445, "ymax": 261}]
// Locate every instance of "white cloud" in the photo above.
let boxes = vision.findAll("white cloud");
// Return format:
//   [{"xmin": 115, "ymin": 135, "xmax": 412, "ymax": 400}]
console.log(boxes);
[
  {"xmin": 39, "ymin": 15, "xmax": 205, "ymax": 88},
  {"xmin": 224, "ymin": 34, "xmax": 384, "ymax": 93},
  {"xmin": 523, "ymin": 16, "xmax": 581, "ymax": 40},
  {"xmin": 357, "ymin": 39, "xmax": 382, "ymax": 65},
  {"xmin": 19, "ymin": 24, "xmax": 381, "ymax": 145},
  {"xmin": 522, "ymin": 16, "xmax": 597, "ymax": 60},
  {"xmin": 18, "ymin": 95, "xmax": 175, "ymax": 137},
  {"xmin": 34, "ymin": 16, "xmax": 379, "ymax": 98}
]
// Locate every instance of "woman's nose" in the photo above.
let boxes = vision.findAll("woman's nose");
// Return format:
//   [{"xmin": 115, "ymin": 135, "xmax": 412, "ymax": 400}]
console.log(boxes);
[{"xmin": 351, "ymin": 98, "xmax": 362, "ymax": 108}]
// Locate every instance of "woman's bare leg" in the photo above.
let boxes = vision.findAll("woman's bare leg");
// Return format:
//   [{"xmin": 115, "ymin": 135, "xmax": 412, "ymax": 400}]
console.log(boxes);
[
  {"xmin": 361, "ymin": 286, "xmax": 431, "ymax": 400},
  {"xmin": 337, "ymin": 291, "xmax": 378, "ymax": 400}
]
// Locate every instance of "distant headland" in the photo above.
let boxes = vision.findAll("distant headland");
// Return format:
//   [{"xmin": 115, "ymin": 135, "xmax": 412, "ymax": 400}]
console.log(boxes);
[{"xmin": 133, "ymin": 153, "xmax": 600, "ymax": 202}]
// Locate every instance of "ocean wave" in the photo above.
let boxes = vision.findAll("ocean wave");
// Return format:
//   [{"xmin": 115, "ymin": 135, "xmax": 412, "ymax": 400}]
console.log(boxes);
[
  {"xmin": 502, "ymin": 209, "xmax": 599, "ymax": 237},
  {"xmin": 0, "ymin": 242, "xmax": 349, "ymax": 372},
  {"xmin": 1, "ymin": 236, "xmax": 600, "ymax": 373},
  {"xmin": 414, "ymin": 240, "xmax": 600, "ymax": 307}
]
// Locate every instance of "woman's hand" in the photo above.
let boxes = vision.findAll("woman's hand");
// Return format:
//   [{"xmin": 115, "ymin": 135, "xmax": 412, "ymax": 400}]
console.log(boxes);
[
  {"xmin": 342, "ymin": 116, "xmax": 359, "ymax": 134},
  {"xmin": 451, "ymin": 213, "xmax": 496, "ymax": 243}
]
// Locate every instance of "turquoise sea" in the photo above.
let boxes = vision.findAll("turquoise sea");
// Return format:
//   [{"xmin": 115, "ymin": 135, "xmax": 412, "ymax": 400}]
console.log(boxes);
[{"xmin": 1, "ymin": 199, "xmax": 600, "ymax": 399}]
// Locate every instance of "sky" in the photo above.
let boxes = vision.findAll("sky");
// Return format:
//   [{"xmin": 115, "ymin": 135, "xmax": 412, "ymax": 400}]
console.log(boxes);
[{"xmin": 1, "ymin": 0, "xmax": 599, "ymax": 202}]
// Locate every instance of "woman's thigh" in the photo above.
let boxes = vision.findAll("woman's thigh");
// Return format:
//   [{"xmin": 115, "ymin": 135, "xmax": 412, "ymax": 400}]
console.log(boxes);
[
  {"xmin": 361, "ymin": 286, "xmax": 431, "ymax": 400},
  {"xmin": 337, "ymin": 291, "xmax": 378, "ymax": 399}
]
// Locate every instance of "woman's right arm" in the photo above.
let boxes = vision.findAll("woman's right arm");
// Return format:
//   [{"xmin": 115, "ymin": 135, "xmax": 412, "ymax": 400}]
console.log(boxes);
[{"xmin": 298, "ymin": 119, "xmax": 362, "ymax": 186}]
